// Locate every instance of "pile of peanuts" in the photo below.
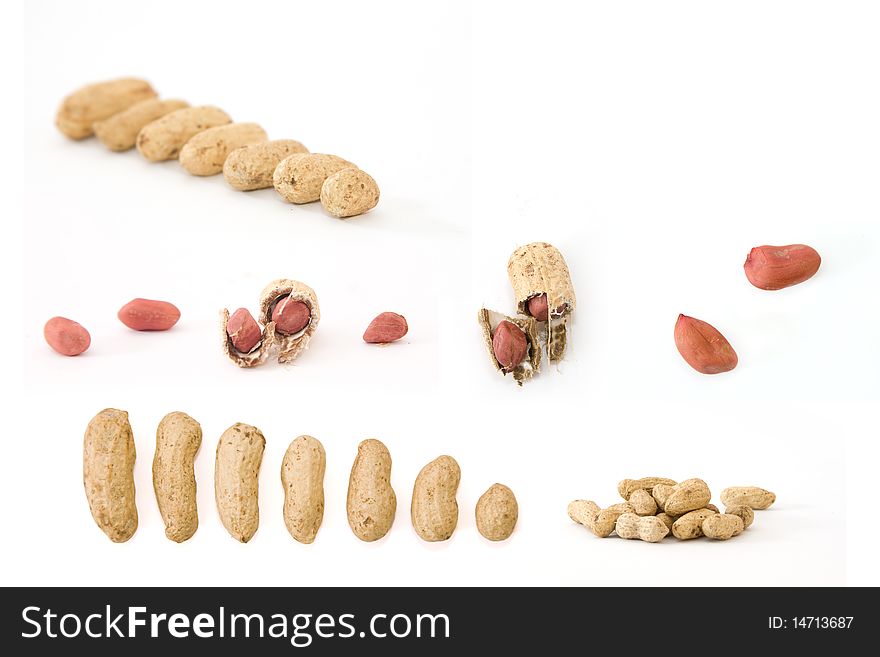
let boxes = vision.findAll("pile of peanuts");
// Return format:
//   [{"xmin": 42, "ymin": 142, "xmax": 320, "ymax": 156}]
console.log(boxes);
[
  {"xmin": 568, "ymin": 477, "xmax": 775, "ymax": 543},
  {"xmin": 55, "ymin": 77, "xmax": 379, "ymax": 219},
  {"xmin": 479, "ymin": 241, "xmax": 577, "ymax": 385},
  {"xmin": 84, "ymin": 408, "xmax": 518, "ymax": 545}
]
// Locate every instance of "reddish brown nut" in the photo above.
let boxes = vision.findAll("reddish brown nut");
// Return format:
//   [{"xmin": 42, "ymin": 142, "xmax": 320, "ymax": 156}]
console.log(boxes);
[
  {"xmin": 44, "ymin": 316, "xmax": 91, "ymax": 356},
  {"xmin": 118, "ymin": 299, "xmax": 181, "ymax": 331},
  {"xmin": 526, "ymin": 294, "xmax": 549, "ymax": 321},
  {"xmin": 674, "ymin": 314, "xmax": 737, "ymax": 374},
  {"xmin": 363, "ymin": 312, "xmax": 408, "ymax": 344},
  {"xmin": 492, "ymin": 320, "xmax": 528, "ymax": 371},
  {"xmin": 271, "ymin": 296, "xmax": 311, "ymax": 335},
  {"xmin": 744, "ymin": 244, "xmax": 821, "ymax": 290},
  {"xmin": 226, "ymin": 308, "xmax": 262, "ymax": 353}
]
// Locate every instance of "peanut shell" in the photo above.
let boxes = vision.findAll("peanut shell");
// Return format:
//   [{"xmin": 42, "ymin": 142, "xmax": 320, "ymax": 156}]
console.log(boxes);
[
  {"xmin": 281, "ymin": 435, "xmax": 326, "ymax": 544},
  {"xmin": 152, "ymin": 411, "xmax": 202, "ymax": 543},
  {"xmin": 475, "ymin": 483, "xmax": 518, "ymax": 541},
  {"xmin": 224, "ymin": 139, "xmax": 310, "ymax": 191},
  {"xmin": 347, "ymin": 439, "xmax": 397, "ymax": 542},
  {"xmin": 411, "ymin": 455, "xmax": 461, "ymax": 542},
  {"xmin": 179, "ymin": 122, "xmax": 268, "ymax": 176},
  {"xmin": 93, "ymin": 98, "xmax": 189, "ymax": 151},
  {"xmin": 273, "ymin": 153, "xmax": 356, "ymax": 204},
  {"xmin": 57, "ymin": 78, "xmax": 157, "ymax": 139},
  {"xmin": 258, "ymin": 279, "xmax": 320, "ymax": 364},
  {"xmin": 320, "ymin": 167, "xmax": 380, "ymax": 218},
  {"xmin": 136, "ymin": 106, "xmax": 231, "ymax": 162},
  {"xmin": 220, "ymin": 308, "xmax": 276, "ymax": 368},
  {"xmin": 214, "ymin": 423, "xmax": 265, "ymax": 543}
]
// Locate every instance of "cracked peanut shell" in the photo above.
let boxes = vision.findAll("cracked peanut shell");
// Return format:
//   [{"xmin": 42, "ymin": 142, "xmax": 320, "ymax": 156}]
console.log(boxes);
[
  {"xmin": 478, "ymin": 308, "xmax": 541, "ymax": 385},
  {"xmin": 259, "ymin": 279, "xmax": 320, "ymax": 364},
  {"xmin": 507, "ymin": 242, "xmax": 576, "ymax": 361},
  {"xmin": 220, "ymin": 308, "xmax": 277, "ymax": 368}
]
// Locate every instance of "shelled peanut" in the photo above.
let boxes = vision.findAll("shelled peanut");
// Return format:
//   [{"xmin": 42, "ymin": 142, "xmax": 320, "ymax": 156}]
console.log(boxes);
[{"xmin": 569, "ymin": 477, "xmax": 775, "ymax": 543}]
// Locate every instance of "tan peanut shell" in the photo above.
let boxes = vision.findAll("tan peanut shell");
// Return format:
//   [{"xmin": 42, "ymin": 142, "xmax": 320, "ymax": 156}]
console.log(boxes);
[
  {"xmin": 720, "ymin": 487, "xmax": 776, "ymax": 510},
  {"xmin": 152, "ymin": 411, "xmax": 202, "ymax": 543},
  {"xmin": 652, "ymin": 484, "xmax": 675, "ymax": 510},
  {"xmin": 214, "ymin": 423, "xmax": 265, "ymax": 543},
  {"xmin": 224, "ymin": 139, "xmax": 309, "ymax": 191},
  {"xmin": 629, "ymin": 489, "xmax": 658, "ymax": 516},
  {"xmin": 93, "ymin": 98, "xmax": 189, "ymax": 151},
  {"xmin": 320, "ymin": 168, "xmax": 380, "ymax": 218},
  {"xmin": 83, "ymin": 408, "xmax": 137, "ymax": 542},
  {"xmin": 281, "ymin": 435, "xmax": 326, "ymax": 544},
  {"xmin": 568, "ymin": 500, "xmax": 633, "ymax": 538},
  {"xmin": 507, "ymin": 242, "xmax": 576, "ymax": 361},
  {"xmin": 475, "ymin": 483, "xmax": 518, "ymax": 541},
  {"xmin": 664, "ymin": 478, "xmax": 712, "ymax": 516},
  {"xmin": 179, "ymin": 122, "xmax": 268, "ymax": 176},
  {"xmin": 671, "ymin": 508, "xmax": 717, "ymax": 540},
  {"xmin": 656, "ymin": 513, "xmax": 676, "ymax": 532},
  {"xmin": 273, "ymin": 153, "xmax": 356, "ymax": 204},
  {"xmin": 136, "ymin": 106, "xmax": 231, "ymax": 161},
  {"xmin": 477, "ymin": 308, "xmax": 541, "ymax": 385},
  {"xmin": 615, "ymin": 513, "xmax": 669, "ymax": 542},
  {"xmin": 618, "ymin": 477, "xmax": 677, "ymax": 500},
  {"xmin": 259, "ymin": 279, "xmax": 321, "ymax": 364},
  {"xmin": 347, "ymin": 439, "xmax": 397, "ymax": 542},
  {"xmin": 411, "ymin": 455, "xmax": 461, "ymax": 542},
  {"xmin": 57, "ymin": 78, "xmax": 157, "ymax": 139},
  {"xmin": 724, "ymin": 504, "xmax": 755, "ymax": 532},
  {"xmin": 220, "ymin": 308, "xmax": 277, "ymax": 368},
  {"xmin": 702, "ymin": 513, "xmax": 744, "ymax": 541}
]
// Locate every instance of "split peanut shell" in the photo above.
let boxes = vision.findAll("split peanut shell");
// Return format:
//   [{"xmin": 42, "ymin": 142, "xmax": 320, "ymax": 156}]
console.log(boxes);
[
  {"xmin": 478, "ymin": 308, "xmax": 541, "ymax": 385},
  {"xmin": 220, "ymin": 308, "xmax": 276, "ymax": 368},
  {"xmin": 259, "ymin": 279, "xmax": 320, "ymax": 364},
  {"xmin": 507, "ymin": 242, "xmax": 576, "ymax": 361}
]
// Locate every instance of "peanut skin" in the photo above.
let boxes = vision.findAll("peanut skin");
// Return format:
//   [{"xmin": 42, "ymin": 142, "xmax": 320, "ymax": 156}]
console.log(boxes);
[
  {"xmin": 281, "ymin": 435, "xmax": 326, "ymax": 544},
  {"xmin": 411, "ymin": 455, "xmax": 461, "ymax": 542},
  {"xmin": 118, "ymin": 298, "xmax": 180, "ymax": 331},
  {"xmin": 363, "ymin": 312, "xmax": 408, "ymax": 344},
  {"xmin": 214, "ymin": 423, "xmax": 265, "ymax": 543},
  {"xmin": 492, "ymin": 320, "xmax": 528, "ymax": 371},
  {"xmin": 674, "ymin": 314, "xmax": 738, "ymax": 374},
  {"xmin": 475, "ymin": 483, "xmax": 518, "ymax": 541},
  {"xmin": 347, "ymin": 439, "xmax": 397, "ymax": 542},
  {"xmin": 152, "ymin": 412, "xmax": 202, "ymax": 543},
  {"xmin": 44, "ymin": 316, "xmax": 91, "ymax": 356},
  {"xmin": 83, "ymin": 409, "xmax": 137, "ymax": 542},
  {"xmin": 226, "ymin": 308, "xmax": 262, "ymax": 354},
  {"xmin": 744, "ymin": 244, "xmax": 821, "ymax": 290}
]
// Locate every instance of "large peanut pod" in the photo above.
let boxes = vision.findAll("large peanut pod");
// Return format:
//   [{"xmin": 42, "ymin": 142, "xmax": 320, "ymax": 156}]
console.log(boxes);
[
  {"xmin": 83, "ymin": 408, "xmax": 138, "ymax": 542},
  {"xmin": 93, "ymin": 98, "xmax": 189, "ymax": 151},
  {"xmin": 273, "ymin": 153, "xmax": 356, "ymax": 204},
  {"xmin": 56, "ymin": 78, "xmax": 157, "ymax": 139},
  {"xmin": 720, "ymin": 486, "xmax": 776, "ymax": 510},
  {"xmin": 615, "ymin": 513, "xmax": 668, "ymax": 543},
  {"xmin": 411, "ymin": 455, "xmax": 461, "ymax": 542},
  {"xmin": 475, "ymin": 483, "xmax": 518, "ymax": 541},
  {"xmin": 477, "ymin": 308, "xmax": 541, "ymax": 385},
  {"xmin": 664, "ymin": 478, "xmax": 712, "ymax": 516},
  {"xmin": 214, "ymin": 423, "xmax": 265, "ymax": 543},
  {"xmin": 136, "ymin": 106, "xmax": 231, "ymax": 161},
  {"xmin": 507, "ymin": 242, "xmax": 577, "ymax": 361},
  {"xmin": 347, "ymin": 439, "xmax": 397, "ymax": 542},
  {"xmin": 281, "ymin": 435, "xmax": 326, "ymax": 544},
  {"xmin": 179, "ymin": 122, "xmax": 268, "ymax": 176},
  {"xmin": 224, "ymin": 139, "xmax": 310, "ymax": 191},
  {"xmin": 259, "ymin": 279, "xmax": 320, "ymax": 364},
  {"xmin": 152, "ymin": 412, "xmax": 202, "ymax": 543}
]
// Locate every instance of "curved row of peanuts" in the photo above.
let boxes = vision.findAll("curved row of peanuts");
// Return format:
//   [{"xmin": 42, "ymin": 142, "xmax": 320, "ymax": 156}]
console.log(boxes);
[
  {"xmin": 84, "ymin": 408, "xmax": 518, "ymax": 545},
  {"xmin": 568, "ymin": 477, "xmax": 775, "ymax": 543},
  {"xmin": 56, "ymin": 77, "xmax": 379, "ymax": 219}
]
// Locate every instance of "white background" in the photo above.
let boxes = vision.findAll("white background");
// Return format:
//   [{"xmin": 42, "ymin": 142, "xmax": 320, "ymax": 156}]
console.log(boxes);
[{"xmin": 4, "ymin": 0, "xmax": 879, "ymax": 587}]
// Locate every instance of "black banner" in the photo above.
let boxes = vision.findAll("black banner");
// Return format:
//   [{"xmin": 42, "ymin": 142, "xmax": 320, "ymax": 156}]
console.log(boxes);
[{"xmin": 0, "ymin": 587, "xmax": 869, "ymax": 652}]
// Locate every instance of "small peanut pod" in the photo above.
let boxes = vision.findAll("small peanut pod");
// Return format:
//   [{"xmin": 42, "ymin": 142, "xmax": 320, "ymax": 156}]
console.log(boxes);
[
  {"xmin": 224, "ymin": 139, "xmax": 309, "ymax": 191},
  {"xmin": 629, "ymin": 489, "xmax": 658, "ymax": 516},
  {"xmin": 281, "ymin": 435, "xmax": 326, "ymax": 544},
  {"xmin": 720, "ymin": 486, "xmax": 776, "ymax": 510},
  {"xmin": 56, "ymin": 78, "xmax": 157, "ymax": 139},
  {"xmin": 744, "ymin": 244, "xmax": 821, "ymax": 290},
  {"xmin": 507, "ymin": 242, "xmax": 576, "ymax": 362},
  {"xmin": 136, "ymin": 106, "xmax": 231, "ymax": 161},
  {"xmin": 568, "ymin": 500, "xmax": 632, "ymax": 538},
  {"xmin": 615, "ymin": 513, "xmax": 669, "ymax": 543},
  {"xmin": 93, "ymin": 98, "xmax": 189, "ymax": 151},
  {"xmin": 656, "ymin": 513, "xmax": 676, "ymax": 532},
  {"xmin": 652, "ymin": 484, "xmax": 675, "ymax": 510},
  {"xmin": 674, "ymin": 314, "xmax": 738, "ymax": 374},
  {"xmin": 477, "ymin": 308, "xmax": 541, "ymax": 386},
  {"xmin": 320, "ymin": 168, "xmax": 380, "ymax": 218},
  {"xmin": 220, "ymin": 308, "xmax": 276, "ymax": 369},
  {"xmin": 347, "ymin": 439, "xmax": 397, "ymax": 542},
  {"xmin": 152, "ymin": 412, "xmax": 202, "ymax": 543},
  {"xmin": 273, "ymin": 153, "xmax": 356, "ymax": 204},
  {"xmin": 259, "ymin": 279, "xmax": 320, "ymax": 364},
  {"xmin": 44, "ymin": 316, "xmax": 91, "ymax": 356},
  {"xmin": 83, "ymin": 409, "xmax": 137, "ymax": 542},
  {"xmin": 618, "ymin": 477, "xmax": 677, "ymax": 500},
  {"xmin": 475, "ymin": 483, "xmax": 518, "ymax": 541},
  {"xmin": 671, "ymin": 508, "xmax": 717, "ymax": 540},
  {"xmin": 724, "ymin": 504, "xmax": 755, "ymax": 532},
  {"xmin": 664, "ymin": 478, "xmax": 712, "ymax": 516},
  {"xmin": 118, "ymin": 298, "xmax": 180, "ymax": 331},
  {"xmin": 411, "ymin": 455, "xmax": 461, "ymax": 542},
  {"xmin": 214, "ymin": 423, "xmax": 265, "ymax": 543},
  {"xmin": 179, "ymin": 122, "xmax": 268, "ymax": 176},
  {"xmin": 702, "ymin": 513, "xmax": 744, "ymax": 541}
]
